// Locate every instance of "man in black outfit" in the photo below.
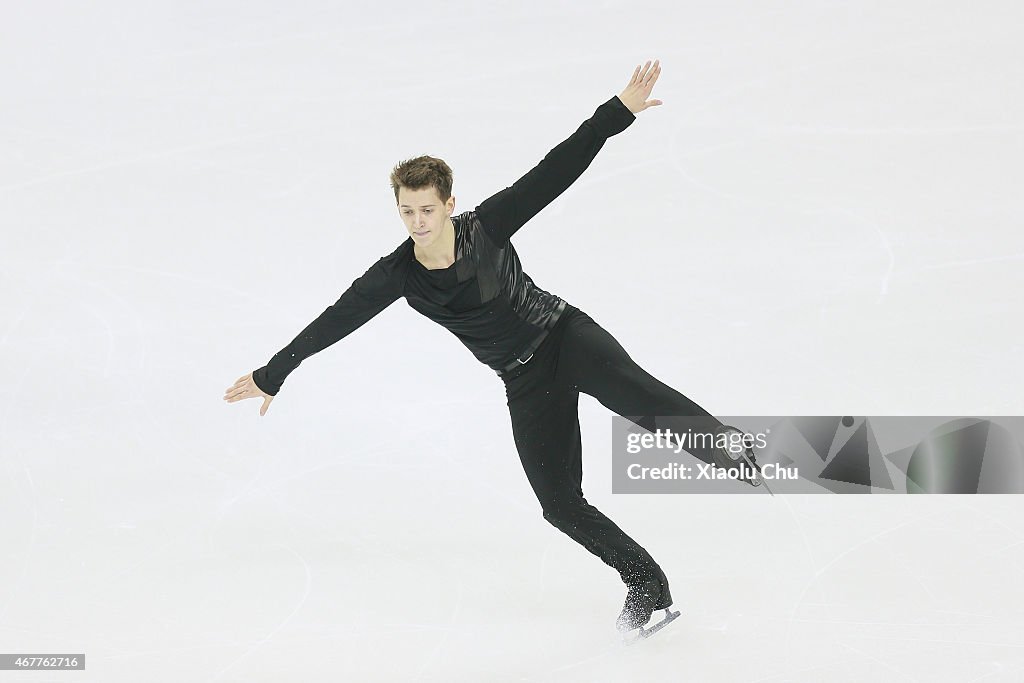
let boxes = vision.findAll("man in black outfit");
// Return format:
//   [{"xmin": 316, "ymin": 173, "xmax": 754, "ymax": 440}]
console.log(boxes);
[{"xmin": 224, "ymin": 59, "xmax": 762, "ymax": 639}]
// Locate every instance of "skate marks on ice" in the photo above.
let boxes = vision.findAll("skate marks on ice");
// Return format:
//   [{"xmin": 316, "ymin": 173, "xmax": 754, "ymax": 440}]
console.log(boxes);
[{"xmin": 518, "ymin": 628, "xmax": 683, "ymax": 683}]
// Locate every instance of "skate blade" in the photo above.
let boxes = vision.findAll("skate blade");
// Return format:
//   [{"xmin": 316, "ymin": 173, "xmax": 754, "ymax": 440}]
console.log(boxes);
[{"xmin": 622, "ymin": 607, "xmax": 681, "ymax": 645}]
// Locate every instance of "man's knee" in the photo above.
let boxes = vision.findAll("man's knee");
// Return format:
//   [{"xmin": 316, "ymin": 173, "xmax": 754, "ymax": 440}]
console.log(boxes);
[
  {"xmin": 541, "ymin": 497, "xmax": 588, "ymax": 529},
  {"xmin": 541, "ymin": 506, "xmax": 563, "ymax": 527},
  {"xmin": 541, "ymin": 500, "xmax": 606, "ymax": 557}
]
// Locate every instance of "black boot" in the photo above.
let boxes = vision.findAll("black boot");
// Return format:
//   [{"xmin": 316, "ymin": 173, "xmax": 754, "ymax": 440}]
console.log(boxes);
[
  {"xmin": 616, "ymin": 566, "xmax": 673, "ymax": 632},
  {"xmin": 616, "ymin": 576, "xmax": 662, "ymax": 633},
  {"xmin": 712, "ymin": 424, "xmax": 764, "ymax": 487}
]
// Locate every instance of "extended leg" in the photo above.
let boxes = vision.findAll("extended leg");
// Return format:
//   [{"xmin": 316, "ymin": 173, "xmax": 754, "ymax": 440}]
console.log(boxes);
[
  {"xmin": 555, "ymin": 311, "xmax": 724, "ymax": 464},
  {"xmin": 556, "ymin": 311, "xmax": 764, "ymax": 486}
]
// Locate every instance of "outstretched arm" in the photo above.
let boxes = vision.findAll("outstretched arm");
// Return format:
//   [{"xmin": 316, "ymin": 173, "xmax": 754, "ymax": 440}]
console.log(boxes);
[
  {"xmin": 476, "ymin": 59, "xmax": 663, "ymax": 245},
  {"xmin": 249, "ymin": 256, "xmax": 401, "ymax": 397}
]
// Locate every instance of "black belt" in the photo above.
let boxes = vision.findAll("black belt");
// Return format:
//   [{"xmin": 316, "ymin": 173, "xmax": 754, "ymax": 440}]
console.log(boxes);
[{"xmin": 496, "ymin": 301, "xmax": 567, "ymax": 377}]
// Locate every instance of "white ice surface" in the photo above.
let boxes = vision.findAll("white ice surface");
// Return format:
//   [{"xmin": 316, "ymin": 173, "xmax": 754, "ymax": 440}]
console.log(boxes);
[{"xmin": 2, "ymin": 1, "xmax": 1023, "ymax": 681}]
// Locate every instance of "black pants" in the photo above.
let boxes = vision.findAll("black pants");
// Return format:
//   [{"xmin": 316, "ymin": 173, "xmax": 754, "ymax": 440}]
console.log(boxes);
[{"xmin": 501, "ymin": 305, "xmax": 726, "ymax": 585}]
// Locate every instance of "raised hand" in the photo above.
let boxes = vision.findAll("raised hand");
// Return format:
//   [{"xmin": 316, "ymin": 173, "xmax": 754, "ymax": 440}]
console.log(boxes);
[
  {"xmin": 618, "ymin": 59, "xmax": 663, "ymax": 114},
  {"xmin": 223, "ymin": 372, "xmax": 274, "ymax": 416}
]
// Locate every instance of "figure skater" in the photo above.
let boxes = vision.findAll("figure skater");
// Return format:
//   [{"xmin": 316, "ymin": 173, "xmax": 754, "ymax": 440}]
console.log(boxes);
[{"xmin": 224, "ymin": 59, "xmax": 763, "ymax": 640}]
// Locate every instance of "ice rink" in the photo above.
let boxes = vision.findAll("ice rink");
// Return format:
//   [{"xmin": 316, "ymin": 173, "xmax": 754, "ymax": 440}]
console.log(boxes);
[{"xmin": 2, "ymin": 1, "xmax": 1023, "ymax": 680}]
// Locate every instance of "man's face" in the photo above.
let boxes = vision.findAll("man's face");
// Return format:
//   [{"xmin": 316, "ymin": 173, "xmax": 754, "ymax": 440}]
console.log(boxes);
[{"xmin": 398, "ymin": 186, "xmax": 454, "ymax": 247}]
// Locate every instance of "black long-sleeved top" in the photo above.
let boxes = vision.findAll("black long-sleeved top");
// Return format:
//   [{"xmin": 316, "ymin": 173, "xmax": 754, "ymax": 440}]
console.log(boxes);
[{"xmin": 252, "ymin": 95, "xmax": 636, "ymax": 396}]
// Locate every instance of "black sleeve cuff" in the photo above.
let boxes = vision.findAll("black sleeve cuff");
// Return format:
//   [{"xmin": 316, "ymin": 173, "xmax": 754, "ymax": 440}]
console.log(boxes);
[
  {"xmin": 251, "ymin": 366, "xmax": 279, "ymax": 396},
  {"xmin": 592, "ymin": 95, "xmax": 637, "ymax": 138}
]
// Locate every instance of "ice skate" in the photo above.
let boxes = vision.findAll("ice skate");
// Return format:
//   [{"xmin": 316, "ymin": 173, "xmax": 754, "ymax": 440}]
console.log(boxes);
[
  {"xmin": 713, "ymin": 424, "xmax": 774, "ymax": 495},
  {"xmin": 616, "ymin": 572, "xmax": 680, "ymax": 644}
]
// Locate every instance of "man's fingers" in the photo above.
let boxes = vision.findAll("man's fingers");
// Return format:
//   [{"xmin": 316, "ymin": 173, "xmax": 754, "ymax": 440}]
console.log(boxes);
[
  {"xmin": 628, "ymin": 59, "xmax": 659, "ymax": 94},
  {"xmin": 632, "ymin": 61, "xmax": 650, "ymax": 84},
  {"xmin": 644, "ymin": 60, "xmax": 660, "ymax": 85},
  {"xmin": 225, "ymin": 387, "xmax": 250, "ymax": 400},
  {"xmin": 638, "ymin": 61, "xmax": 650, "ymax": 85},
  {"xmin": 225, "ymin": 378, "xmax": 248, "ymax": 393}
]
